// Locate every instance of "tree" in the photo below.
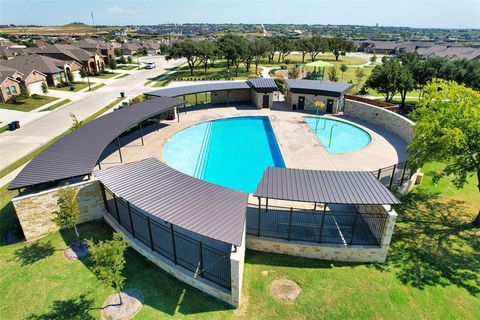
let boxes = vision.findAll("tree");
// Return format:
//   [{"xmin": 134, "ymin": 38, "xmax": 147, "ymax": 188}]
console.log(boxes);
[
  {"xmin": 232, "ymin": 37, "xmax": 248, "ymax": 76},
  {"xmin": 288, "ymin": 65, "xmax": 302, "ymax": 79},
  {"xmin": 41, "ymin": 81, "xmax": 48, "ymax": 95},
  {"xmin": 327, "ymin": 37, "xmax": 356, "ymax": 61},
  {"xmin": 327, "ymin": 66, "xmax": 339, "ymax": 81},
  {"xmin": 52, "ymin": 185, "xmax": 81, "ymax": 242},
  {"xmin": 127, "ymin": 56, "xmax": 133, "ymax": 64},
  {"xmin": 114, "ymin": 47, "xmax": 122, "ymax": 57},
  {"xmin": 69, "ymin": 113, "xmax": 83, "ymax": 131},
  {"xmin": 354, "ymin": 67, "xmax": 366, "ymax": 91},
  {"xmin": 251, "ymin": 38, "xmax": 270, "ymax": 74},
  {"xmin": 365, "ymin": 59, "xmax": 402, "ymax": 102},
  {"xmin": 87, "ymin": 233, "xmax": 129, "ymax": 305},
  {"xmin": 166, "ymin": 40, "xmax": 200, "ymax": 76},
  {"xmin": 109, "ymin": 58, "xmax": 117, "ymax": 70},
  {"xmin": 218, "ymin": 35, "xmax": 241, "ymax": 71},
  {"xmin": 242, "ymin": 40, "xmax": 255, "ymax": 73},
  {"xmin": 407, "ymin": 80, "xmax": 480, "ymax": 226},
  {"xmin": 266, "ymin": 37, "xmax": 281, "ymax": 64},
  {"xmin": 158, "ymin": 42, "xmax": 168, "ymax": 54},
  {"xmin": 196, "ymin": 40, "xmax": 215, "ymax": 74},
  {"xmin": 308, "ymin": 35, "xmax": 328, "ymax": 62},
  {"xmin": 277, "ymin": 37, "xmax": 293, "ymax": 63},
  {"xmin": 66, "ymin": 69, "xmax": 74, "ymax": 84},
  {"xmin": 339, "ymin": 64, "xmax": 348, "ymax": 79},
  {"xmin": 296, "ymin": 38, "xmax": 310, "ymax": 64},
  {"xmin": 370, "ymin": 54, "xmax": 377, "ymax": 64},
  {"xmin": 397, "ymin": 64, "xmax": 415, "ymax": 108},
  {"xmin": 79, "ymin": 68, "xmax": 87, "ymax": 80}
]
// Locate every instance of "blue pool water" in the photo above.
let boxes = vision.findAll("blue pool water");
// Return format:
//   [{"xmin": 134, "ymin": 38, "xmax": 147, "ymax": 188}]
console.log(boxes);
[
  {"xmin": 304, "ymin": 117, "xmax": 371, "ymax": 153},
  {"xmin": 163, "ymin": 116, "xmax": 285, "ymax": 193}
]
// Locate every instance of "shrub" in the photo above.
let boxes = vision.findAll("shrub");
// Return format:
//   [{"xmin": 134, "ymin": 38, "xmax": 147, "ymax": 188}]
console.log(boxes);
[
  {"xmin": 284, "ymin": 59, "xmax": 291, "ymax": 65},
  {"xmin": 280, "ymin": 64, "xmax": 288, "ymax": 70}
]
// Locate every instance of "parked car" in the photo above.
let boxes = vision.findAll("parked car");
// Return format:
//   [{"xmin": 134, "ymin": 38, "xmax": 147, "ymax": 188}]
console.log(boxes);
[{"xmin": 145, "ymin": 62, "xmax": 156, "ymax": 69}]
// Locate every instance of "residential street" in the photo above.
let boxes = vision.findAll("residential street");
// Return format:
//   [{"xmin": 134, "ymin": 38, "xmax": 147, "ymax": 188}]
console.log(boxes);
[{"xmin": 0, "ymin": 55, "xmax": 185, "ymax": 171}]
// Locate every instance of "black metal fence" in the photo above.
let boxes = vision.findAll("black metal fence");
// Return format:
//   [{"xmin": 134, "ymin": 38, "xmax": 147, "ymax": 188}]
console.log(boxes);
[
  {"xmin": 101, "ymin": 184, "xmax": 232, "ymax": 290},
  {"xmin": 246, "ymin": 205, "xmax": 387, "ymax": 247},
  {"xmin": 373, "ymin": 160, "xmax": 413, "ymax": 190}
]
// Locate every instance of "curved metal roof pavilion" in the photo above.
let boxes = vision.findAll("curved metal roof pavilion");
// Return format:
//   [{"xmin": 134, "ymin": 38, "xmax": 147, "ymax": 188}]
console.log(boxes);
[{"xmin": 9, "ymin": 96, "xmax": 185, "ymax": 190}]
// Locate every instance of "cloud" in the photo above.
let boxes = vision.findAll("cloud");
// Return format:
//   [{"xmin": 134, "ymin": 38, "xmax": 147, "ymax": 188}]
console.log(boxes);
[{"xmin": 108, "ymin": 6, "xmax": 137, "ymax": 14}]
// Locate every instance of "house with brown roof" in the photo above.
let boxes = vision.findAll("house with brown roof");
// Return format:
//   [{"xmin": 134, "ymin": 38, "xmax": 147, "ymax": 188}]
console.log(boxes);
[
  {"xmin": 121, "ymin": 42, "xmax": 141, "ymax": 56},
  {"xmin": 0, "ymin": 66, "xmax": 22, "ymax": 102},
  {"xmin": 0, "ymin": 54, "xmax": 82, "ymax": 87},
  {"xmin": 31, "ymin": 44, "xmax": 104, "ymax": 74},
  {"xmin": 0, "ymin": 57, "xmax": 48, "ymax": 95},
  {"xmin": 74, "ymin": 38, "xmax": 115, "ymax": 62}
]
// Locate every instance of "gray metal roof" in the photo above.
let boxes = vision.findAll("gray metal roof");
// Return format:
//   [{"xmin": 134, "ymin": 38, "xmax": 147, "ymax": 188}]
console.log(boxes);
[
  {"xmin": 146, "ymin": 81, "xmax": 251, "ymax": 98},
  {"xmin": 95, "ymin": 158, "xmax": 248, "ymax": 246},
  {"xmin": 9, "ymin": 97, "xmax": 185, "ymax": 190},
  {"xmin": 254, "ymin": 167, "xmax": 400, "ymax": 205},
  {"xmin": 248, "ymin": 78, "xmax": 278, "ymax": 91},
  {"xmin": 285, "ymin": 79, "xmax": 352, "ymax": 97}
]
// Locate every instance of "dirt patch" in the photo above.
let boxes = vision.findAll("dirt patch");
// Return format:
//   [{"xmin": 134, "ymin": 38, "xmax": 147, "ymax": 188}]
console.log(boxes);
[
  {"xmin": 101, "ymin": 289, "xmax": 144, "ymax": 320},
  {"xmin": 269, "ymin": 278, "xmax": 301, "ymax": 302},
  {"xmin": 63, "ymin": 240, "xmax": 89, "ymax": 260}
]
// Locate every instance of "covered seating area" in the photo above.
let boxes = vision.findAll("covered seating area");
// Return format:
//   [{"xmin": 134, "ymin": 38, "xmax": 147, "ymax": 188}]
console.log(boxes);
[
  {"xmin": 95, "ymin": 158, "xmax": 249, "ymax": 292},
  {"xmin": 247, "ymin": 167, "xmax": 400, "ymax": 247}
]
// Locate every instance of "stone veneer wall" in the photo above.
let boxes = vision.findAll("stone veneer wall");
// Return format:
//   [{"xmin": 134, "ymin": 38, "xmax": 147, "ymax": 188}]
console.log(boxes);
[
  {"xmin": 344, "ymin": 99, "xmax": 415, "ymax": 143},
  {"xmin": 103, "ymin": 212, "xmax": 244, "ymax": 307},
  {"xmin": 250, "ymin": 90, "xmax": 273, "ymax": 109},
  {"xmin": 210, "ymin": 89, "xmax": 251, "ymax": 104},
  {"xmin": 12, "ymin": 180, "xmax": 104, "ymax": 241},
  {"xmin": 286, "ymin": 92, "xmax": 340, "ymax": 113},
  {"xmin": 246, "ymin": 206, "xmax": 398, "ymax": 263}
]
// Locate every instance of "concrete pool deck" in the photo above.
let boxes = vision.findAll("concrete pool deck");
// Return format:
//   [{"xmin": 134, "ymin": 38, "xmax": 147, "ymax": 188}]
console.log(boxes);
[{"xmin": 96, "ymin": 102, "xmax": 408, "ymax": 182}]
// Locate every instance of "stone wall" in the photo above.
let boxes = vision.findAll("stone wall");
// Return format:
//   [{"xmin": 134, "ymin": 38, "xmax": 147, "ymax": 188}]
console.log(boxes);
[
  {"xmin": 246, "ymin": 206, "xmax": 398, "ymax": 263},
  {"xmin": 104, "ymin": 212, "xmax": 242, "ymax": 307},
  {"xmin": 286, "ymin": 92, "xmax": 340, "ymax": 113},
  {"xmin": 250, "ymin": 90, "xmax": 273, "ymax": 109},
  {"xmin": 12, "ymin": 180, "xmax": 104, "ymax": 241},
  {"xmin": 344, "ymin": 99, "xmax": 415, "ymax": 143},
  {"xmin": 229, "ymin": 222, "xmax": 246, "ymax": 307},
  {"xmin": 210, "ymin": 89, "xmax": 251, "ymax": 104}
]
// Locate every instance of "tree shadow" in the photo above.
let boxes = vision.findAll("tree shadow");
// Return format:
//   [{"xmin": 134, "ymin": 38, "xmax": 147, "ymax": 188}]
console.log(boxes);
[
  {"xmin": 378, "ymin": 190, "xmax": 480, "ymax": 296},
  {"xmin": 25, "ymin": 294, "xmax": 95, "ymax": 320},
  {"xmin": 12, "ymin": 240, "xmax": 55, "ymax": 266}
]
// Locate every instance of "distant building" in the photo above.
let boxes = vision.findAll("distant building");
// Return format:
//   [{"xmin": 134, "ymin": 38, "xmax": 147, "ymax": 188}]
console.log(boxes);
[
  {"xmin": 0, "ymin": 65, "xmax": 22, "ymax": 102},
  {"xmin": 31, "ymin": 44, "xmax": 104, "ymax": 73},
  {"xmin": 73, "ymin": 38, "xmax": 115, "ymax": 62}
]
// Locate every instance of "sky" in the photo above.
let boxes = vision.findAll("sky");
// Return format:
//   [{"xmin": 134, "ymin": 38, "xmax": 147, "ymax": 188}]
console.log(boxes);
[{"xmin": 0, "ymin": 0, "xmax": 479, "ymax": 29}]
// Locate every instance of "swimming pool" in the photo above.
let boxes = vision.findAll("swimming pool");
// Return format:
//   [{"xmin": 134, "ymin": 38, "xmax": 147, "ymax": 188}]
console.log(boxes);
[
  {"xmin": 163, "ymin": 116, "xmax": 285, "ymax": 193},
  {"xmin": 304, "ymin": 117, "xmax": 371, "ymax": 153}
]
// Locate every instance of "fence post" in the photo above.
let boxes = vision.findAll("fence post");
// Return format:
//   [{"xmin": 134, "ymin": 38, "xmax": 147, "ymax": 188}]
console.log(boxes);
[
  {"xmin": 147, "ymin": 217, "xmax": 154, "ymax": 251},
  {"xmin": 388, "ymin": 164, "xmax": 397, "ymax": 189},
  {"xmin": 349, "ymin": 211, "xmax": 359, "ymax": 245},
  {"xmin": 257, "ymin": 197, "xmax": 261, "ymax": 237},
  {"xmin": 287, "ymin": 207, "xmax": 293, "ymax": 241},
  {"xmin": 318, "ymin": 203, "xmax": 327, "ymax": 243},
  {"xmin": 170, "ymin": 224, "xmax": 177, "ymax": 265},
  {"xmin": 127, "ymin": 201, "xmax": 135, "ymax": 237},
  {"xmin": 377, "ymin": 168, "xmax": 381, "ymax": 180},
  {"xmin": 113, "ymin": 194, "xmax": 121, "ymax": 225},
  {"xmin": 198, "ymin": 241, "xmax": 204, "ymax": 277},
  {"xmin": 400, "ymin": 160, "xmax": 408, "ymax": 186}
]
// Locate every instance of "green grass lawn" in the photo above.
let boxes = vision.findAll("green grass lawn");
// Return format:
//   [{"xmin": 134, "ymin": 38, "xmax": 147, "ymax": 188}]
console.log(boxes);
[
  {"xmin": 152, "ymin": 61, "xmax": 262, "ymax": 87},
  {"xmin": 91, "ymin": 72, "xmax": 117, "ymax": 79},
  {"xmin": 114, "ymin": 73, "xmax": 130, "ymax": 80},
  {"xmin": 259, "ymin": 53, "xmax": 367, "ymax": 68},
  {"xmin": 0, "ymin": 160, "xmax": 478, "ymax": 319},
  {"xmin": 117, "ymin": 65, "xmax": 137, "ymax": 71},
  {"xmin": 89, "ymin": 83, "xmax": 105, "ymax": 92},
  {"xmin": 50, "ymin": 82, "xmax": 89, "ymax": 92},
  {"xmin": 0, "ymin": 95, "xmax": 58, "ymax": 112},
  {"xmin": 40, "ymin": 99, "xmax": 71, "ymax": 111}
]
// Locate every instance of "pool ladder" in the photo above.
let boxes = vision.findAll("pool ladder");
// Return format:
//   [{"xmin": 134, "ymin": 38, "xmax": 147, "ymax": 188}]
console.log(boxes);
[{"xmin": 193, "ymin": 122, "xmax": 213, "ymax": 179}]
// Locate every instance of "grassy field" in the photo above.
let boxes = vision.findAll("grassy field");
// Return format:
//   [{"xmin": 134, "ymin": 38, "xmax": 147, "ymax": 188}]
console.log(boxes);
[
  {"xmin": 0, "ymin": 160, "xmax": 478, "ymax": 319},
  {"xmin": 0, "ymin": 95, "xmax": 58, "ymax": 112},
  {"xmin": 40, "ymin": 99, "xmax": 71, "ymax": 112},
  {"xmin": 152, "ymin": 61, "xmax": 262, "ymax": 87},
  {"xmin": 0, "ymin": 23, "xmax": 115, "ymax": 36},
  {"xmin": 50, "ymin": 82, "xmax": 90, "ymax": 92}
]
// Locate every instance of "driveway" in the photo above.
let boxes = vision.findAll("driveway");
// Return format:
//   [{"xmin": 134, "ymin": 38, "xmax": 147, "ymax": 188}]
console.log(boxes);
[{"xmin": 0, "ymin": 55, "xmax": 185, "ymax": 171}]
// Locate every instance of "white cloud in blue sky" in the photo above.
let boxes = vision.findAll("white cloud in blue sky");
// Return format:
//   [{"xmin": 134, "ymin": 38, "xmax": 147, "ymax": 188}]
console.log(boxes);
[{"xmin": 0, "ymin": 0, "xmax": 479, "ymax": 28}]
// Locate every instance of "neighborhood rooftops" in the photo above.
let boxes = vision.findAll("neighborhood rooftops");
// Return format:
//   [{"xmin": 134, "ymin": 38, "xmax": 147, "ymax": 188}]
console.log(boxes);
[
  {"xmin": 285, "ymin": 79, "xmax": 353, "ymax": 97},
  {"xmin": 0, "ymin": 54, "xmax": 79, "ymax": 76}
]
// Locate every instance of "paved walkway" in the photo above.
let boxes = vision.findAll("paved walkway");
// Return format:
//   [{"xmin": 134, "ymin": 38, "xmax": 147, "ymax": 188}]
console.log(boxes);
[{"xmin": 0, "ymin": 56, "xmax": 185, "ymax": 171}]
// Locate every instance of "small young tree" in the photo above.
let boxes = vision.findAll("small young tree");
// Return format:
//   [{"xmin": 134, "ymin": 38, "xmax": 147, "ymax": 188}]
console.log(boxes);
[
  {"xmin": 69, "ymin": 113, "xmax": 83, "ymax": 131},
  {"xmin": 41, "ymin": 81, "xmax": 48, "ymax": 95},
  {"xmin": 327, "ymin": 66, "xmax": 339, "ymax": 81},
  {"xmin": 339, "ymin": 64, "xmax": 348, "ymax": 79},
  {"xmin": 370, "ymin": 54, "xmax": 377, "ymax": 64},
  {"xmin": 127, "ymin": 56, "xmax": 133, "ymax": 64},
  {"xmin": 288, "ymin": 65, "xmax": 302, "ymax": 79},
  {"xmin": 354, "ymin": 67, "xmax": 366, "ymax": 91},
  {"xmin": 120, "ymin": 56, "xmax": 127, "ymax": 64},
  {"xmin": 66, "ymin": 69, "xmax": 74, "ymax": 84},
  {"xmin": 80, "ymin": 68, "xmax": 88, "ymax": 80},
  {"xmin": 87, "ymin": 233, "xmax": 129, "ymax": 305},
  {"xmin": 109, "ymin": 59, "xmax": 117, "ymax": 70},
  {"xmin": 53, "ymin": 185, "xmax": 81, "ymax": 242}
]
